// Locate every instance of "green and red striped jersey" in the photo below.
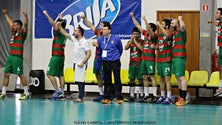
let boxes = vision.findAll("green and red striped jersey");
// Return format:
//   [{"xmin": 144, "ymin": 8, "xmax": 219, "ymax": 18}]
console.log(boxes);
[
  {"xmin": 172, "ymin": 29, "xmax": 186, "ymax": 57},
  {"xmin": 157, "ymin": 33, "xmax": 172, "ymax": 62},
  {"xmin": 10, "ymin": 30, "xmax": 27, "ymax": 56},
  {"xmin": 51, "ymin": 30, "xmax": 66, "ymax": 56},
  {"xmin": 218, "ymin": 23, "xmax": 222, "ymax": 47},
  {"xmin": 141, "ymin": 30, "xmax": 157, "ymax": 61}
]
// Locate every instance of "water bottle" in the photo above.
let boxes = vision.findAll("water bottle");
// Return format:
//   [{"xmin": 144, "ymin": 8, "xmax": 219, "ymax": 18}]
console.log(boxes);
[{"xmin": 136, "ymin": 90, "xmax": 139, "ymax": 101}]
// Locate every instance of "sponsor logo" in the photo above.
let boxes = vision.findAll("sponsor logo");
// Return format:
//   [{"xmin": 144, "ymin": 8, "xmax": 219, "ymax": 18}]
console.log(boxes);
[
  {"xmin": 29, "ymin": 77, "xmax": 40, "ymax": 87},
  {"xmin": 52, "ymin": 0, "xmax": 120, "ymax": 39}
]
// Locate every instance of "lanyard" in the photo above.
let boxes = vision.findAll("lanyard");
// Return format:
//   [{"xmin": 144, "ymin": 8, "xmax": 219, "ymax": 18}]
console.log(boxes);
[{"xmin": 103, "ymin": 36, "xmax": 111, "ymax": 49}]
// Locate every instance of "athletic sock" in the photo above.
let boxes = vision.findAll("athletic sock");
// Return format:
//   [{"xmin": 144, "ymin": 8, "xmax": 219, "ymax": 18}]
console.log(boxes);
[
  {"xmin": 144, "ymin": 87, "xmax": 149, "ymax": 96},
  {"xmin": 23, "ymin": 86, "xmax": 29, "ymax": 95},
  {"xmin": 161, "ymin": 91, "xmax": 165, "ymax": 97},
  {"xmin": 167, "ymin": 91, "xmax": 172, "ymax": 99},
  {"xmin": 153, "ymin": 87, "xmax": 157, "ymax": 96},
  {"xmin": 139, "ymin": 86, "xmax": 144, "ymax": 96},
  {"xmin": 130, "ymin": 87, "xmax": 135, "ymax": 97},
  {"xmin": 2, "ymin": 86, "xmax": 7, "ymax": 94},
  {"xmin": 99, "ymin": 87, "xmax": 104, "ymax": 95}
]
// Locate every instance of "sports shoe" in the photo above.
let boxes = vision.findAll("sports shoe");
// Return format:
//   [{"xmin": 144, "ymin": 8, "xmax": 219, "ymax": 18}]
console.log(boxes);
[
  {"xmin": 93, "ymin": 95, "xmax": 104, "ymax": 101},
  {"xmin": 175, "ymin": 97, "xmax": 187, "ymax": 106},
  {"xmin": 124, "ymin": 96, "xmax": 135, "ymax": 102},
  {"xmin": 117, "ymin": 99, "xmax": 124, "ymax": 104},
  {"xmin": 50, "ymin": 91, "xmax": 63, "ymax": 100},
  {"xmin": 148, "ymin": 96, "xmax": 158, "ymax": 103},
  {"xmin": 138, "ymin": 96, "xmax": 144, "ymax": 102},
  {"xmin": 156, "ymin": 96, "xmax": 165, "ymax": 104},
  {"xmin": 19, "ymin": 93, "xmax": 31, "ymax": 100},
  {"xmin": 162, "ymin": 97, "xmax": 172, "ymax": 105},
  {"xmin": 0, "ymin": 92, "xmax": 7, "ymax": 99},
  {"xmin": 102, "ymin": 99, "xmax": 111, "ymax": 104},
  {"xmin": 74, "ymin": 98, "xmax": 83, "ymax": 103},
  {"xmin": 140, "ymin": 96, "xmax": 152, "ymax": 103},
  {"xmin": 58, "ymin": 94, "xmax": 66, "ymax": 100},
  {"xmin": 214, "ymin": 88, "xmax": 222, "ymax": 96}
]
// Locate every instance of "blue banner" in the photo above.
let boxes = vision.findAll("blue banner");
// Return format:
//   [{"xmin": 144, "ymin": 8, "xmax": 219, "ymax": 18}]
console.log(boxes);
[{"xmin": 35, "ymin": 0, "xmax": 141, "ymax": 39}]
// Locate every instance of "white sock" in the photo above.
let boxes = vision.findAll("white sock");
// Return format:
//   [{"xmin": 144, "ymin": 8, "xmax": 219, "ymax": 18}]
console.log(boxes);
[
  {"xmin": 60, "ymin": 88, "xmax": 64, "ymax": 95},
  {"xmin": 55, "ymin": 88, "xmax": 60, "ymax": 92},
  {"xmin": 2, "ymin": 86, "xmax": 7, "ymax": 94},
  {"xmin": 23, "ymin": 86, "xmax": 29, "ymax": 95},
  {"xmin": 99, "ymin": 87, "xmax": 104, "ymax": 95},
  {"xmin": 220, "ymin": 80, "xmax": 222, "ymax": 88},
  {"xmin": 130, "ymin": 87, "xmax": 135, "ymax": 97},
  {"xmin": 144, "ymin": 87, "xmax": 149, "ymax": 96},
  {"xmin": 139, "ymin": 87, "xmax": 144, "ymax": 96},
  {"xmin": 161, "ymin": 91, "xmax": 165, "ymax": 97},
  {"xmin": 153, "ymin": 87, "xmax": 157, "ymax": 97},
  {"xmin": 167, "ymin": 91, "xmax": 172, "ymax": 99}
]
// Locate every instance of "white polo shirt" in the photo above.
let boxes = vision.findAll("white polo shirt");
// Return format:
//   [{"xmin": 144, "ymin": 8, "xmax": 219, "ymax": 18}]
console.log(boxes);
[{"xmin": 70, "ymin": 36, "xmax": 91, "ymax": 65}]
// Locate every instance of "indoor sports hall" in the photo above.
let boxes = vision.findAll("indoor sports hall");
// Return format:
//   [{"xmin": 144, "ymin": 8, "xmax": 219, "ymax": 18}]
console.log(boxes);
[{"xmin": 0, "ymin": 0, "xmax": 222, "ymax": 125}]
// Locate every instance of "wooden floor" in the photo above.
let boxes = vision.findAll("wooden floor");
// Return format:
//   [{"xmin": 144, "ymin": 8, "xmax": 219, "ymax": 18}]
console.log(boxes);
[{"xmin": 0, "ymin": 93, "xmax": 222, "ymax": 125}]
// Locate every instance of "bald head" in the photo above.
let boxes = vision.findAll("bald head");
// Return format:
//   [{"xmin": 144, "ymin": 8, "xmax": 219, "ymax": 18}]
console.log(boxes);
[{"xmin": 171, "ymin": 19, "xmax": 179, "ymax": 31}]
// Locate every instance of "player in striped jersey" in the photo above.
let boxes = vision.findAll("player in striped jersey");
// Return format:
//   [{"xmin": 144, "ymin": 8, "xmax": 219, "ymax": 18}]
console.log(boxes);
[
  {"xmin": 171, "ymin": 16, "xmax": 188, "ymax": 106},
  {"xmin": 0, "ymin": 9, "xmax": 30, "ymax": 100},
  {"xmin": 43, "ymin": 10, "xmax": 67, "ymax": 100},
  {"xmin": 155, "ymin": 19, "xmax": 173, "ymax": 104},
  {"xmin": 130, "ymin": 12, "xmax": 158, "ymax": 103},
  {"xmin": 124, "ymin": 27, "xmax": 144, "ymax": 102},
  {"xmin": 208, "ymin": 8, "xmax": 222, "ymax": 96}
]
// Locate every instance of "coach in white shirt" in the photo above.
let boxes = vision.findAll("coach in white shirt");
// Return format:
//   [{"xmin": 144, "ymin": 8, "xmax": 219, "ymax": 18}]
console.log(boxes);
[{"xmin": 59, "ymin": 25, "xmax": 91, "ymax": 102}]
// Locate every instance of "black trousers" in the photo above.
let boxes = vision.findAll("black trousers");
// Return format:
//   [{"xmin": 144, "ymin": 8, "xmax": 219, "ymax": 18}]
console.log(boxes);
[{"xmin": 102, "ymin": 59, "xmax": 123, "ymax": 100}]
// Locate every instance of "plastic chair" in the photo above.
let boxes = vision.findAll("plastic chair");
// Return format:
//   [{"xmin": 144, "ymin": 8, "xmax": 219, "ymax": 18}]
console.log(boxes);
[
  {"xmin": 170, "ymin": 70, "xmax": 189, "ymax": 86},
  {"xmin": 187, "ymin": 70, "xmax": 208, "ymax": 100},
  {"xmin": 121, "ymin": 69, "xmax": 130, "ymax": 85},
  {"xmin": 64, "ymin": 68, "xmax": 74, "ymax": 83},
  {"xmin": 187, "ymin": 70, "xmax": 208, "ymax": 87},
  {"xmin": 85, "ymin": 68, "xmax": 97, "ymax": 84},
  {"xmin": 64, "ymin": 68, "xmax": 75, "ymax": 93},
  {"xmin": 206, "ymin": 71, "xmax": 220, "ymax": 88},
  {"xmin": 155, "ymin": 74, "xmax": 161, "ymax": 86}
]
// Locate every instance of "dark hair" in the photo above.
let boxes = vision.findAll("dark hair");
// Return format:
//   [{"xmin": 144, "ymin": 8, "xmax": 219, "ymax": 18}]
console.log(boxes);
[
  {"xmin": 132, "ymin": 27, "xmax": 140, "ymax": 33},
  {"xmin": 14, "ymin": 20, "xmax": 23, "ymax": 27},
  {"xmin": 102, "ymin": 21, "xmax": 111, "ymax": 30},
  {"xmin": 162, "ymin": 18, "xmax": 171, "ymax": 29},
  {"xmin": 218, "ymin": 8, "xmax": 222, "ymax": 15},
  {"xmin": 56, "ymin": 19, "xmax": 66, "ymax": 29},
  {"xmin": 77, "ymin": 26, "xmax": 84, "ymax": 36},
  {"xmin": 101, "ymin": 21, "xmax": 109, "ymax": 25},
  {"xmin": 149, "ymin": 23, "xmax": 157, "ymax": 32}
]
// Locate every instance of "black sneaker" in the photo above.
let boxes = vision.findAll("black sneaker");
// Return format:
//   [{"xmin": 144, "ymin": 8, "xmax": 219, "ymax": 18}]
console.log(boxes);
[
  {"xmin": 148, "ymin": 96, "xmax": 158, "ymax": 103},
  {"xmin": 58, "ymin": 95, "xmax": 66, "ymax": 100},
  {"xmin": 124, "ymin": 96, "xmax": 135, "ymax": 102},
  {"xmin": 140, "ymin": 96, "xmax": 152, "ymax": 103}
]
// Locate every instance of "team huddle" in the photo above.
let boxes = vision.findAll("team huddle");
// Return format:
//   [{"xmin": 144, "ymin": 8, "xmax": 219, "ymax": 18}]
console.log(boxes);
[{"xmin": 0, "ymin": 8, "xmax": 222, "ymax": 107}]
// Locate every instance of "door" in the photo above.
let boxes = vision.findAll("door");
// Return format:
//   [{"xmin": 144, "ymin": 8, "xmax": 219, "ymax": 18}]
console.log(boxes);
[{"xmin": 157, "ymin": 11, "xmax": 200, "ymax": 73}]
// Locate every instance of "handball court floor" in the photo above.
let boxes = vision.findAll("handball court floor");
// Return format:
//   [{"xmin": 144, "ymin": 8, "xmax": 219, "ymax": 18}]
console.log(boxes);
[{"xmin": 0, "ymin": 92, "xmax": 222, "ymax": 125}]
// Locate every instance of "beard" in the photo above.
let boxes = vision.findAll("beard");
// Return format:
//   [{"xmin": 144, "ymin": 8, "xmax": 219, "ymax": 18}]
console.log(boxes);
[{"xmin": 172, "ymin": 26, "xmax": 177, "ymax": 31}]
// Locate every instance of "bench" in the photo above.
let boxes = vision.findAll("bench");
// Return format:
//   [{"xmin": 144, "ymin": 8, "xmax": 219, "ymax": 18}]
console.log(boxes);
[
  {"xmin": 64, "ymin": 68, "xmax": 130, "ymax": 93},
  {"xmin": 65, "ymin": 68, "xmax": 217, "ymax": 100}
]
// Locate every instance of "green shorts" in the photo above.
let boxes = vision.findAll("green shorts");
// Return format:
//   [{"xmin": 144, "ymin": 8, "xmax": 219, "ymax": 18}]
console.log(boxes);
[
  {"xmin": 157, "ymin": 62, "xmax": 171, "ymax": 77},
  {"xmin": 4, "ymin": 55, "xmax": 23, "ymax": 75},
  {"xmin": 93, "ymin": 59, "xmax": 103, "ymax": 75},
  {"xmin": 140, "ymin": 60, "xmax": 155, "ymax": 75},
  {"xmin": 171, "ymin": 57, "xmax": 186, "ymax": 77},
  {"xmin": 218, "ymin": 47, "xmax": 222, "ymax": 65},
  {"xmin": 128, "ymin": 65, "xmax": 142, "ymax": 80},
  {"xmin": 47, "ymin": 56, "xmax": 65, "ymax": 77}
]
